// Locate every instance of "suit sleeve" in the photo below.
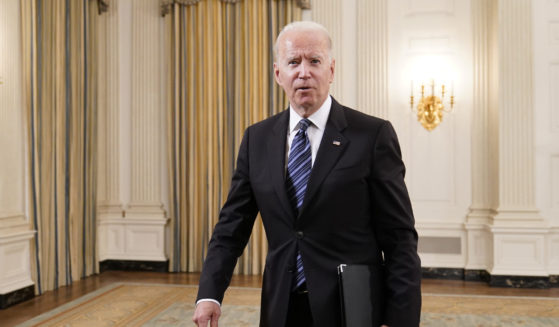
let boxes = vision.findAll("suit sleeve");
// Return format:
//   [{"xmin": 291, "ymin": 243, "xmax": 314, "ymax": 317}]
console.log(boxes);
[
  {"xmin": 196, "ymin": 128, "xmax": 259, "ymax": 303},
  {"xmin": 369, "ymin": 121, "xmax": 422, "ymax": 326}
]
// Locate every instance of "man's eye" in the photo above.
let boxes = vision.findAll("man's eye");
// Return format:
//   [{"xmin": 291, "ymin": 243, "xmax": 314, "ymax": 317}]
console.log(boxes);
[
  {"xmin": 288, "ymin": 61, "xmax": 298, "ymax": 65},
  {"xmin": 311, "ymin": 59, "xmax": 320, "ymax": 64}
]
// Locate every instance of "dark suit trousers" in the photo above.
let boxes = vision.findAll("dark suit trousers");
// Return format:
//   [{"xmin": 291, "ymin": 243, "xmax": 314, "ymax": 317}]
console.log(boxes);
[{"xmin": 285, "ymin": 290, "xmax": 313, "ymax": 327}]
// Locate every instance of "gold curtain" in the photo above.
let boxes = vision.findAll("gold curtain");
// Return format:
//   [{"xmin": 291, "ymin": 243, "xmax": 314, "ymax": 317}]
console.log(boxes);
[
  {"xmin": 165, "ymin": 0, "xmax": 302, "ymax": 273},
  {"xmin": 21, "ymin": 0, "xmax": 99, "ymax": 294}
]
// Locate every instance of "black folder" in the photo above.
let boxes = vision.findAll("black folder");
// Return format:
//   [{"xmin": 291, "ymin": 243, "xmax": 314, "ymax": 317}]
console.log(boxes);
[{"xmin": 337, "ymin": 264, "xmax": 384, "ymax": 327}]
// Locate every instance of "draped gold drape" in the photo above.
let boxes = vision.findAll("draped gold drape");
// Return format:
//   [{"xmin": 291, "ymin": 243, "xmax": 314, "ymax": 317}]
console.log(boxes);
[
  {"xmin": 21, "ymin": 0, "xmax": 99, "ymax": 294},
  {"xmin": 164, "ymin": 0, "xmax": 302, "ymax": 273}
]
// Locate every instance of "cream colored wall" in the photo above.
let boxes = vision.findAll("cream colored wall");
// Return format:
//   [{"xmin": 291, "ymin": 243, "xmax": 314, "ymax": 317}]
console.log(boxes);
[{"xmin": 0, "ymin": 0, "xmax": 36, "ymax": 295}]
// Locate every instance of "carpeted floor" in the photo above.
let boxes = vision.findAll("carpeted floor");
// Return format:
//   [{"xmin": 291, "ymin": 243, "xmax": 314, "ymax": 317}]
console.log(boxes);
[{"xmin": 17, "ymin": 283, "xmax": 559, "ymax": 326}]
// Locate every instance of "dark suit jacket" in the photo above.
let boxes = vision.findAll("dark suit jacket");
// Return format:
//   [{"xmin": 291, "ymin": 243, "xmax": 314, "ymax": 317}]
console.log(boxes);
[{"xmin": 197, "ymin": 98, "xmax": 422, "ymax": 327}]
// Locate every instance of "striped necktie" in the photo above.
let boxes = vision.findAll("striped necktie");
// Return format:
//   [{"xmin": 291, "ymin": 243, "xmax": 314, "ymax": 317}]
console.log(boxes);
[{"xmin": 286, "ymin": 118, "xmax": 312, "ymax": 290}]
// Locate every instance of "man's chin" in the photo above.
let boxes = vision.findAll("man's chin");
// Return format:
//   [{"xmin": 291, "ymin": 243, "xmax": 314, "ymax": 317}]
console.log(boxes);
[
  {"xmin": 293, "ymin": 97, "xmax": 316, "ymax": 108},
  {"xmin": 291, "ymin": 102, "xmax": 321, "ymax": 116}
]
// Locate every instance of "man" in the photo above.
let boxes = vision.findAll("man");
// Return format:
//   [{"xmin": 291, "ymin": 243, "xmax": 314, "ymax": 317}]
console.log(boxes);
[{"xmin": 193, "ymin": 21, "xmax": 421, "ymax": 327}]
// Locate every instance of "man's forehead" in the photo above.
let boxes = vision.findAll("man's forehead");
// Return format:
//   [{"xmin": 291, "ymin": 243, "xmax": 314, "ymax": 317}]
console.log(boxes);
[
  {"xmin": 280, "ymin": 40, "xmax": 328, "ymax": 58},
  {"xmin": 280, "ymin": 30, "xmax": 327, "ymax": 47},
  {"xmin": 284, "ymin": 47, "xmax": 325, "ymax": 57}
]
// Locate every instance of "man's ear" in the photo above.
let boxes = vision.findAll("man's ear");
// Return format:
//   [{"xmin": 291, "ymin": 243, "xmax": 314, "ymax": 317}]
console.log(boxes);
[
  {"xmin": 273, "ymin": 62, "xmax": 281, "ymax": 85},
  {"xmin": 329, "ymin": 58, "xmax": 336, "ymax": 83}
]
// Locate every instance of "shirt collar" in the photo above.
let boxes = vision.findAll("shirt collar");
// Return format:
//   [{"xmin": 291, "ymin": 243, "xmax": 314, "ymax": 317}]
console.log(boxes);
[{"xmin": 288, "ymin": 95, "xmax": 332, "ymax": 133}]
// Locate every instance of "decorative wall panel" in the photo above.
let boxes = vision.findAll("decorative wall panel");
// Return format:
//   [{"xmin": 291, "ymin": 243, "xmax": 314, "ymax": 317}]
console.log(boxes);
[
  {"xmin": 0, "ymin": 231, "xmax": 35, "ymax": 294},
  {"xmin": 552, "ymin": 156, "xmax": 559, "ymax": 209},
  {"xmin": 549, "ymin": 234, "xmax": 559, "ymax": 273},
  {"xmin": 99, "ymin": 219, "xmax": 166, "ymax": 261},
  {"xmin": 0, "ymin": 0, "xmax": 34, "ymax": 297},
  {"xmin": 408, "ymin": 123, "xmax": 455, "ymax": 203},
  {"xmin": 465, "ymin": 229, "xmax": 491, "ymax": 269},
  {"xmin": 551, "ymin": 64, "xmax": 559, "ymax": 131},
  {"xmin": 492, "ymin": 233, "xmax": 547, "ymax": 276},
  {"xmin": 0, "ymin": 0, "xmax": 25, "ymax": 221}
]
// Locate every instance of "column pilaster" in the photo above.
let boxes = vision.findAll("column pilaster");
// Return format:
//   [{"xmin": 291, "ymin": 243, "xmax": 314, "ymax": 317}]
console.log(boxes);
[
  {"xmin": 128, "ymin": 0, "xmax": 165, "ymax": 219},
  {"xmin": 97, "ymin": 0, "xmax": 122, "ymax": 220},
  {"xmin": 489, "ymin": 0, "xmax": 547, "ymax": 278},
  {"xmin": 465, "ymin": 0, "xmax": 496, "ymax": 272},
  {"xmin": 356, "ymin": 0, "xmax": 388, "ymax": 119},
  {"xmin": 493, "ymin": 0, "xmax": 542, "ymax": 225}
]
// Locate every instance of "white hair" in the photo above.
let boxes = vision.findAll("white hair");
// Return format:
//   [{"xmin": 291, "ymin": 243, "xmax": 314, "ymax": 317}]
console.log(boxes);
[{"xmin": 273, "ymin": 21, "xmax": 333, "ymax": 62}]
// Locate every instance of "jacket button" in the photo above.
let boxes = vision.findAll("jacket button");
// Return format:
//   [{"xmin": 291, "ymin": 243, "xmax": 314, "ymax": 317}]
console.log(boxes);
[{"xmin": 296, "ymin": 231, "xmax": 304, "ymax": 239}]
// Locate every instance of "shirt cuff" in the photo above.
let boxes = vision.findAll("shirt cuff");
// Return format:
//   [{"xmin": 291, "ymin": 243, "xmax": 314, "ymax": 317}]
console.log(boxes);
[{"xmin": 196, "ymin": 298, "xmax": 221, "ymax": 307}]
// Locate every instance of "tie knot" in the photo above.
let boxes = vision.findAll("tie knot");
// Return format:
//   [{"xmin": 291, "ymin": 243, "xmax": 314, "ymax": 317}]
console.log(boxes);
[{"xmin": 298, "ymin": 119, "xmax": 311, "ymax": 132}]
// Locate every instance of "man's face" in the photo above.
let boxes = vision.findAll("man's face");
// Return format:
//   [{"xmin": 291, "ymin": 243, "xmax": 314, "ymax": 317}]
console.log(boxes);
[{"xmin": 274, "ymin": 29, "xmax": 335, "ymax": 115}]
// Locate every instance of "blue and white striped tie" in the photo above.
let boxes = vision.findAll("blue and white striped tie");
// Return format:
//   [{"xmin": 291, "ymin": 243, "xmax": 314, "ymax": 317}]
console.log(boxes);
[{"xmin": 286, "ymin": 118, "xmax": 312, "ymax": 290}]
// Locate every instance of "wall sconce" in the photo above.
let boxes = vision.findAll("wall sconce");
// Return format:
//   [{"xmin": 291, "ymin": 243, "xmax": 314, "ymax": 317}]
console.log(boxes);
[{"xmin": 410, "ymin": 80, "xmax": 454, "ymax": 131}]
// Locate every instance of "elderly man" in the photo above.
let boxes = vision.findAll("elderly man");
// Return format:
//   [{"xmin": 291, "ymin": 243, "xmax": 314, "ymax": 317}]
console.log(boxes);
[{"xmin": 193, "ymin": 21, "xmax": 421, "ymax": 327}]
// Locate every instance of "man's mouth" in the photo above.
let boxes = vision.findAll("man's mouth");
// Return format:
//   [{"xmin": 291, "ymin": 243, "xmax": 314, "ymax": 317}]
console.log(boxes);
[{"xmin": 296, "ymin": 87, "xmax": 311, "ymax": 91}]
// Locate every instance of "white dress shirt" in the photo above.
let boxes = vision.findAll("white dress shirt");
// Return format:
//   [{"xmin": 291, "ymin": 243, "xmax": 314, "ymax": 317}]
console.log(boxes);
[
  {"xmin": 286, "ymin": 95, "xmax": 332, "ymax": 167},
  {"xmin": 196, "ymin": 96, "xmax": 332, "ymax": 307}
]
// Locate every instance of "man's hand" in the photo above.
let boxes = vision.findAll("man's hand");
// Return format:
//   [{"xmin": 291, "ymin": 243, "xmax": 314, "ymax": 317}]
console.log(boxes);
[{"xmin": 192, "ymin": 301, "xmax": 221, "ymax": 327}]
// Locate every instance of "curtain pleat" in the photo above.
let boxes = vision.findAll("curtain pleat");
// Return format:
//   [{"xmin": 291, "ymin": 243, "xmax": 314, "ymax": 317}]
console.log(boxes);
[
  {"xmin": 166, "ymin": 0, "xmax": 301, "ymax": 273},
  {"xmin": 22, "ymin": 0, "xmax": 99, "ymax": 294}
]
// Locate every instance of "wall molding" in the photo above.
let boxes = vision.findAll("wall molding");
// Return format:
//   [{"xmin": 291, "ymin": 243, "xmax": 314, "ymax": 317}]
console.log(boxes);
[
  {"xmin": 422, "ymin": 267, "xmax": 558, "ymax": 289},
  {"xmin": 99, "ymin": 259, "xmax": 168, "ymax": 273},
  {"xmin": 0, "ymin": 213, "xmax": 28, "ymax": 234},
  {"xmin": 98, "ymin": 217, "xmax": 169, "ymax": 262},
  {"xmin": 0, "ymin": 230, "xmax": 35, "ymax": 297},
  {"xmin": 418, "ymin": 222, "xmax": 559, "ymax": 281},
  {"xmin": 0, "ymin": 285, "xmax": 34, "ymax": 309}
]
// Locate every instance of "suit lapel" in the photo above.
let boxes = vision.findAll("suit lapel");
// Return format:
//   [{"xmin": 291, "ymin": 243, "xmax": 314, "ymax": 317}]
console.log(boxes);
[
  {"xmin": 267, "ymin": 110, "xmax": 295, "ymax": 220},
  {"xmin": 299, "ymin": 99, "xmax": 349, "ymax": 216}
]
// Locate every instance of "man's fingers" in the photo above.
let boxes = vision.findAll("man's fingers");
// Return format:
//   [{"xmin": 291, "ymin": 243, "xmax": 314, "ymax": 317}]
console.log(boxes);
[
  {"xmin": 210, "ymin": 313, "xmax": 219, "ymax": 327},
  {"xmin": 192, "ymin": 301, "xmax": 221, "ymax": 327},
  {"xmin": 192, "ymin": 315, "xmax": 210, "ymax": 327}
]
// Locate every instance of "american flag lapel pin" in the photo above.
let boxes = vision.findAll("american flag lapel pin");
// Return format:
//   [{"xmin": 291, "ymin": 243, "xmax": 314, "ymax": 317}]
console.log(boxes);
[{"xmin": 333, "ymin": 140, "xmax": 341, "ymax": 146}]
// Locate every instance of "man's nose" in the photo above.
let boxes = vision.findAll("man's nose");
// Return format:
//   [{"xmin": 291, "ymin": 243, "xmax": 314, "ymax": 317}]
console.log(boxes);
[{"xmin": 298, "ymin": 62, "xmax": 311, "ymax": 79}]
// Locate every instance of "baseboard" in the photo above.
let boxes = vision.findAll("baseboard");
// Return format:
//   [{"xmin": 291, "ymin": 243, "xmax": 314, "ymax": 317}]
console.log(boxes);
[
  {"xmin": 0, "ymin": 285, "xmax": 35, "ymax": 309},
  {"xmin": 422, "ymin": 267, "xmax": 559, "ymax": 289},
  {"xmin": 421, "ymin": 267, "xmax": 464, "ymax": 280},
  {"xmin": 488, "ymin": 275, "xmax": 550, "ymax": 289},
  {"xmin": 99, "ymin": 260, "xmax": 169, "ymax": 273},
  {"xmin": 464, "ymin": 269, "xmax": 491, "ymax": 282}
]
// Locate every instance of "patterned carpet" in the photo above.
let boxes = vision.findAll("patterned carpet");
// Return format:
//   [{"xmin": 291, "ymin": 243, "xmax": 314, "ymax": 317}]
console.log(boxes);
[{"xmin": 17, "ymin": 283, "xmax": 559, "ymax": 326}]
